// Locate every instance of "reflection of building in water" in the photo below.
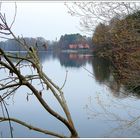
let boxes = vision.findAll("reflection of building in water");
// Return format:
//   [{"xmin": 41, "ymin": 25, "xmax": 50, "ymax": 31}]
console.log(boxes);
[
  {"xmin": 69, "ymin": 53, "xmax": 91, "ymax": 60},
  {"xmin": 69, "ymin": 43, "xmax": 90, "ymax": 49},
  {"xmin": 69, "ymin": 53, "xmax": 77, "ymax": 59},
  {"xmin": 59, "ymin": 52, "xmax": 92, "ymax": 68},
  {"xmin": 37, "ymin": 51, "xmax": 92, "ymax": 68}
]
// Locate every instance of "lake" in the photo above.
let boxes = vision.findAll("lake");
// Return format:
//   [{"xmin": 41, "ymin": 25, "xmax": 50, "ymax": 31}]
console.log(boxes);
[{"xmin": 1, "ymin": 51, "xmax": 140, "ymax": 138}]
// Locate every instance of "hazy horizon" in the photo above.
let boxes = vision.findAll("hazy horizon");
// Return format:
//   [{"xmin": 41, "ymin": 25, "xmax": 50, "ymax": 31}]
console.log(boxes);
[{"xmin": 0, "ymin": 1, "xmax": 87, "ymax": 41}]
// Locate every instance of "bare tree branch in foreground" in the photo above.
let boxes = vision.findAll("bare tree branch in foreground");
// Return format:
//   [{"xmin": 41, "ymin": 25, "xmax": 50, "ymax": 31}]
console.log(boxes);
[
  {"xmin": 0, "ymin": 4, "xmax": 78, "ymax": 138},
  {"xmin": 65, "ymin": 2, "xmax": 140, "ymax": 34}
]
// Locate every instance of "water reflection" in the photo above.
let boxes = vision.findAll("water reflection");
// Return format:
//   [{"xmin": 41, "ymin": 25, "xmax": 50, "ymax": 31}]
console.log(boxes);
[
  {"xmin": 8, "ymin": 51, "xmax": 139, "ymax": 98},
  {"xmin": 58, "ymin": 52, "xmax": 92, "ymax": 68},
  {"xmin": 91, "ymin": 56, "xmax": 140, "ymax": 98},
  {"xmin": 91, "ymin": 57, "xmax": 111, "ymax": 84},
  {"xmin": 38, "ymin": 51, "xmax": 92, "ymax": 68},
  {"xmin": 1, "ymin": 51, "xmax": 140, "ymax": 138},
  {"xmin": 84, "ymin": 94, "xmax": 140, "ymax": 137},
  {"xmin": 40, "ymin": 52, "xmax": 139, "ymax": 98}
]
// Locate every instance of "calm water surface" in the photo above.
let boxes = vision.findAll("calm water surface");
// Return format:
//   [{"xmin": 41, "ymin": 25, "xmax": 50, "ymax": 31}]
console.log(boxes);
[{"xmin": 1, "ymin": 52, "xmax": 140, "ymax": 138}]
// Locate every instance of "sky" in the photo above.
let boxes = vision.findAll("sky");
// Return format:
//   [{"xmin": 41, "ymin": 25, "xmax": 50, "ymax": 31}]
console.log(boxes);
[{"xmin": 0, "ymin": 1, "xmax": 84, "ymax": 41}]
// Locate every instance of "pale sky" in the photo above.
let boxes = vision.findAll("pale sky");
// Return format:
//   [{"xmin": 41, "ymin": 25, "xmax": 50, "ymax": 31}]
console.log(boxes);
[{"xmin": 0, "ymin": 1, "xmax": 84, "ymax": 41}]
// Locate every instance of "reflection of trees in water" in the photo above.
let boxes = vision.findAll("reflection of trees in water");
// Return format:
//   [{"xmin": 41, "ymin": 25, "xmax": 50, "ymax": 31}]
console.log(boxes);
[
  {"xmin": 39, "ymin": 51, "xmax": 92, "ymax": 68},
  {"xmin": 5, "ymin": 51, "xmax": 52, "ymax": 64},
  {"xmin": 58, "ymin": 52, "xmax": 92, "ymax": 68},
  {"xmin": 5, "ymin": 51, "xmax": 92, "ymax": 68},
  {"xmin": 91, "ymin": 57, "xmax": 123, "ymax": 98},
  {"xmin": 84, "ymin": 94, "xmax": 140, "ymax": 137},
  {"xmin": 91, "ymin": 57, "xmax": 111, "ymax": 84},
  {"xmin": 91, "ymin": 56, "xmax": 140, "ymax": 98},
  {"xmin": 30, "ymin": 52, "xmax": 57, "ymax": 63},
  {"xmin": 83, "ymin": 54, "xmax": 140, "ymax": 137}
]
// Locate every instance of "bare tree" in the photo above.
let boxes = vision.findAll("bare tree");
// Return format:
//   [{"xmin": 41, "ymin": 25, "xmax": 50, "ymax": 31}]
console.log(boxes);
[
  {"xmin": 0, "ymin": 4, "xmax": 78, "ymax": 138},
  {"xmin": 65, "ymin": 2, "xmax": 140, "ymax": 34}
]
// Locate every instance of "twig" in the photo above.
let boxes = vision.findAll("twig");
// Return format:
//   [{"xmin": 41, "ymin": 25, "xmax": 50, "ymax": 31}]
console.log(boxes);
[
  {"xmin": 0, "ymin": 83, "xmax": 20, "ymax": 91},
  {"xmin": 0, "ymin": 100, "xmax": 5, "ymax": 117},
  {"xmin": 10, "ymin": 2, "xmax": 17, "ymax": 29},
  {"xmin": 60, "ymin": 70, "xmax": 68, "ymax": 90},
  {"xmin": 1, "ymin": 86, "xmax": 20, "ymax": 101},
  {"xmin": 0, "ymin": 97, "xmax": 13, "ymax": 138}
]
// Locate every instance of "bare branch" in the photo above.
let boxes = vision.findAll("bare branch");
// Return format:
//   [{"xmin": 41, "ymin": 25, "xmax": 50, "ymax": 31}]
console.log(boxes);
[
  {"xmin": 0, "ymin": 117, "xmax": 68, "ymax": 138},
  {"xmin": 10, "ymin": 2, "xmax": 17, "ymax": 29},
  {"xmin": 60, "ymin": 70, "xmax": 68, "ymax": 90},
  {"xmin": 1, "ymin": 86, "xmax": 20, "ymax": 101},
  {"xmin": 0, "ymin": 97, "xmax": 13, "ymax": 138},
  {"xmin": 0, "ymin": 83, "xmax": 20, "ymax": 91}
]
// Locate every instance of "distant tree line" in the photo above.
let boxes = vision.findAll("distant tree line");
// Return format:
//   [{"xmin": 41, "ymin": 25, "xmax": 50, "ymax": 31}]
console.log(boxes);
[
  {"xmin": 0, "ymin": 37, "xmax": 48, "ymax": 51},
  {"xmin": 0, "ymin": 34, "xmax": 93, "ymax": 51}
]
